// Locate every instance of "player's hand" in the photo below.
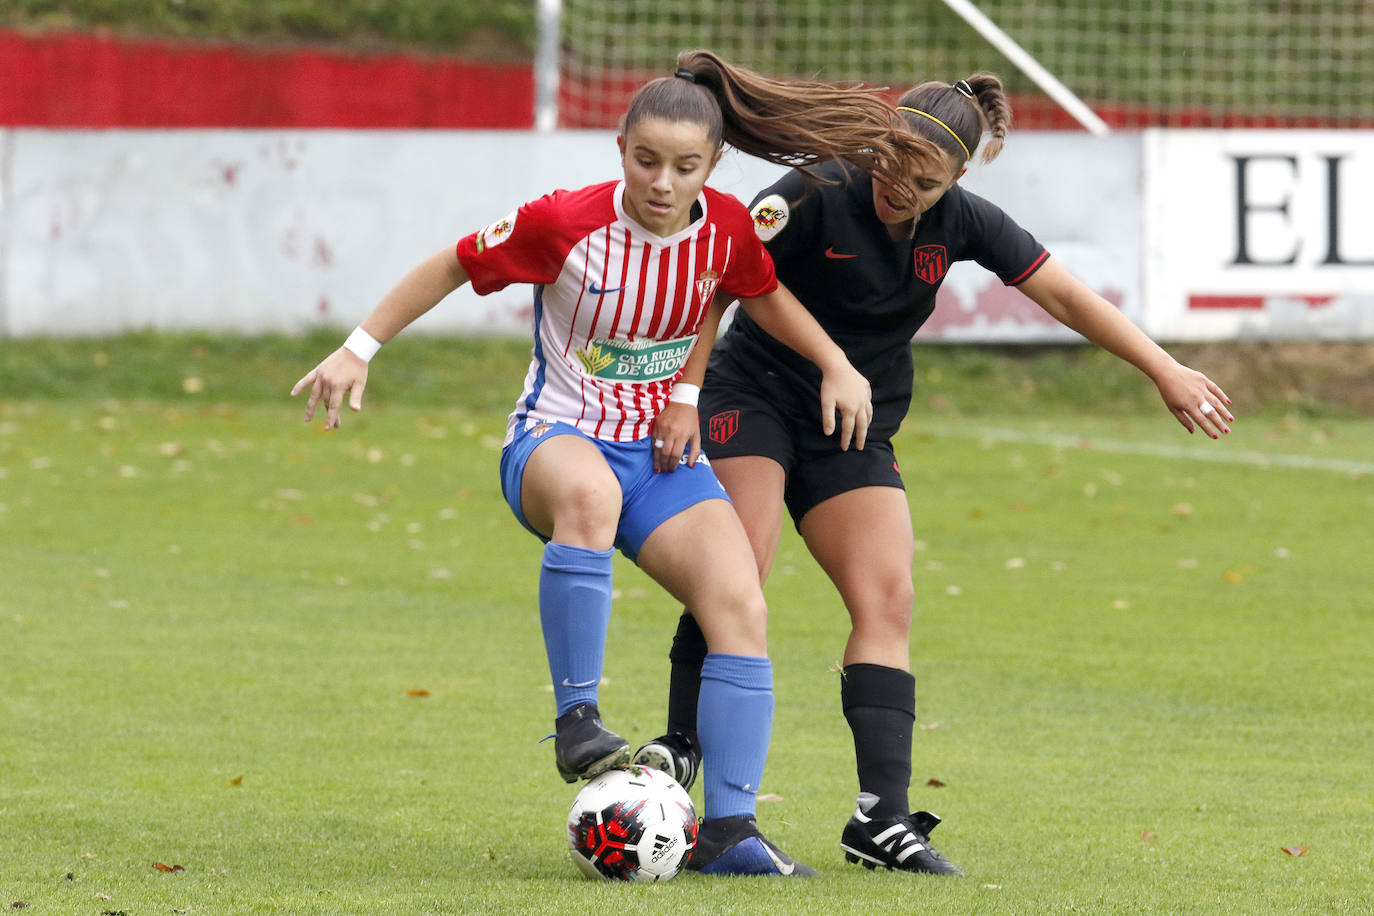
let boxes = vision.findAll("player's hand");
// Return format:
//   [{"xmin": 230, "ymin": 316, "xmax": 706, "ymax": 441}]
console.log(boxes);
[
  {"xmin": 1155, "ymin": 361, "xmax": 1234, "ymax": 439},
  {"xmin": 819, "ymin": 362, "xmax": 873, "ymax": 451},
  {"xmin": 290, "ymin": 348, "xmax": 369, "ymax": 430},
  {"xmin": 650, "ymin": 402, "xmax": 700, "ymax": 473}
]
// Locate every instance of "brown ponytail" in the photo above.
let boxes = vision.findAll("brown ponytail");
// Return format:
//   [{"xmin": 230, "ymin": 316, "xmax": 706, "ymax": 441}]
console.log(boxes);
[
  {"xmin": 622, "ymin": 49, "xmax": 942, "ymax": 206},
  {"xmin": 896, "ymin": 73, "xmax": 1012, "ymax": 165}
]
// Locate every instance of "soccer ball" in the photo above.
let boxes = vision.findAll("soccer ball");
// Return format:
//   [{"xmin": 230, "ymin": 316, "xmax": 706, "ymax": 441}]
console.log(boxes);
[{"xmin": 566, "ymin": 766, "xmax": 697, "ymax": 882}]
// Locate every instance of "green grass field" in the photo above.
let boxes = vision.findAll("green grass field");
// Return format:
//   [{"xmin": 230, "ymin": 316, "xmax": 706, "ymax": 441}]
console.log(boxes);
[{"xmin": 2, "ymin": 336, "xmax": 1371, "ymax": 914}]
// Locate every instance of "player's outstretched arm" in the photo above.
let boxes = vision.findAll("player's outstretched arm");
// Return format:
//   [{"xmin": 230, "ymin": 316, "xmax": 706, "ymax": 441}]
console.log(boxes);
[
  {"xmin": 736, "ymin": 283, "xmax": 873, "ymax": 450},
  {"xmin": 291, "ymin": 247, "xmax": 469, "ymax": 429},
  {"xmin": 1017, "ymin": 257, "xmax": 1235, "ymax": 439}
]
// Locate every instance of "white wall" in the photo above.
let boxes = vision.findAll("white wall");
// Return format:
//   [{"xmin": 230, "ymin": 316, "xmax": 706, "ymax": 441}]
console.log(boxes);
[{"xmin": 1, "ymin": 127, "xmax": 1370, "ymax": 340}]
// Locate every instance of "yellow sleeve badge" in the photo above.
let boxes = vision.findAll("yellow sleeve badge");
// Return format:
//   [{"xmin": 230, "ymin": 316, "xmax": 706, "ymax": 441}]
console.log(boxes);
[
  {"xmin": 749, "ymin": 194, "xmax": 789, "ymax": 242},
  {"xmin": 474, "ymin": 209, "xmax": 518, "ymax": 253}
]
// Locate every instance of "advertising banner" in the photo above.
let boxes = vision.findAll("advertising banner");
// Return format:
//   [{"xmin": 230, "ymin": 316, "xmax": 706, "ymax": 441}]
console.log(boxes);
[{"xmin": 1142, "ymin": 129, "xmax": 1374, "ymax": 340}]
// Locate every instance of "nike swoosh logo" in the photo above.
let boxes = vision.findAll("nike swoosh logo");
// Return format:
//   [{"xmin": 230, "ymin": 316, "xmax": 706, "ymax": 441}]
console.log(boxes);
[
  {"xmin": 824, "ymin": 247, "xmax": 857, "ymax": 259},
  {"xmin": 561, "ymin": 678, "xmax": 599, "ymax": 688},
  {"xmin": 588, "ymin": 282, "xmax": 627, "ymax": 295},
  {"xmin": 762, "ymin": 843, "xmax": 796, "ymax": 875}
]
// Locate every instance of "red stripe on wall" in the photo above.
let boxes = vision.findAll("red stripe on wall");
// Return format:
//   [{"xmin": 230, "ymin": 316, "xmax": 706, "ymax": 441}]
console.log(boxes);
[
  {"xmin": 10, "ymin": 29, "xmax": 1366, "ymax": 131},
  {"xmin": 1188, "ymin": 294, "xmax": 1335, "ymax": 310},
  {"xmin": 1188, "ymin": 295, "xmax": 1265, "ymax": 310},
  {"xmin": 0, "ymin": 29, "xmax": 533, "ymax": 127}
]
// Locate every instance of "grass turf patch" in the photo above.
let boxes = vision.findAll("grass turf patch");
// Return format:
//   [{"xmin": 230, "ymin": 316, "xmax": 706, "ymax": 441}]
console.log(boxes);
[{"xmin": 2, "ymin": 338, "xmax": 1371, "ymax": 913}]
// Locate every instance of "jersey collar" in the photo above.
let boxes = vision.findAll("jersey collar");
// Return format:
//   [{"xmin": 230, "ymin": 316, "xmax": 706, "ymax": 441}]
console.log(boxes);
[{"xmin": 613, "ymin": 181, "xmax": 708, "ymax": 245}]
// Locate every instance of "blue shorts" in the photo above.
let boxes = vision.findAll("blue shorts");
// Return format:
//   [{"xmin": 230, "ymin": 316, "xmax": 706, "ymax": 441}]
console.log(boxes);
[{"xmin": 499, "ymin": 420, "xmax": 730, "ymax": 563}]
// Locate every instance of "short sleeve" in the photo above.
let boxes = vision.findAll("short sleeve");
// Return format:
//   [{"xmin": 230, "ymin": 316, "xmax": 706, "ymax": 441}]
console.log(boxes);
[
  {"xmin": 712, "ymin": 192, "xmax": 778, "ymax": 300},
  {"xmin": 959, "ymin": 190, "xmax": 1049, "ymax": 287},
  {"xmin": 748, "ymin": 169, "xmax": 821, "ymax": 268},
  {"xmin": 455, "ymin": 192, "xmax": 570, "ymax": 295}
]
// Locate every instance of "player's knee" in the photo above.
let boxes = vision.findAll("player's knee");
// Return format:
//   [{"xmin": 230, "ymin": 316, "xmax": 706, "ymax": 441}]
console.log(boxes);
[
  {"xmin": 550, "ymin": 480, "xmax": 620, "ymax": 545},
  {"xmin": 849, "ymin": 577, "xmax": 915, "ymax": 639},
  {"xmin": 700, "ymin": 590, "xmax": 768, "ymax": 655}
]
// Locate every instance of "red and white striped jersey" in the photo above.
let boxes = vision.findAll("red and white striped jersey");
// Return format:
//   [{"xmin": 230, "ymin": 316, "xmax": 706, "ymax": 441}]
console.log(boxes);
[{"xmin": 457, "ymin": 180, "xmax": 777, "ymax": 443}]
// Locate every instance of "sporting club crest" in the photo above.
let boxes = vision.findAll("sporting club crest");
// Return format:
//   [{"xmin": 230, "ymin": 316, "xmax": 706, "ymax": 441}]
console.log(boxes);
[
  {"xmin": 913, "ymin": 244, "xmax": 949, "ymax": 285},
  {"xmin": 695, "ymin": 269, "xmax": 721, "ymax": 307}
]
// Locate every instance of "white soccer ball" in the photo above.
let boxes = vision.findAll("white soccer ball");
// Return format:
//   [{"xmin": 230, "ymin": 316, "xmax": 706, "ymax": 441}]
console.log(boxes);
[{"xmin": 566, "ymin": 765, "xmax": 697, "ymax": 882}]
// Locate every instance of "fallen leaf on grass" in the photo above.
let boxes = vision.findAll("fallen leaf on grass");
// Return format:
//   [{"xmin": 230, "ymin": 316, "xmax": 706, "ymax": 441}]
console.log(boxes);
[
  {"xmin": 926, "ymin": 778, "xmax": 947, "ymax": 788},
  {"xmin": 407, "ymin": 689, "xmax": 431, "ymax": 697},
  {"xmin": 1223, "ymin": 571, "xmax": 1244, "ymax": 583},
  {"xmin": 152, "ymin": 863, "xmax": 185, "ymax": 872},
  {"xmin": 11, "ymin": 903, "xmax": 29, "ymax": 909},
  {"xmin": 1281, "ymin": 846, "xmax": 1309, "ymax": 857},
  {"xmin": 228, "ymin": 775, "xmax": 243, "ymax": 787},
  {"xmin": 1141, "ymin": 830, "xmax": 1157, "ymax": 842}
]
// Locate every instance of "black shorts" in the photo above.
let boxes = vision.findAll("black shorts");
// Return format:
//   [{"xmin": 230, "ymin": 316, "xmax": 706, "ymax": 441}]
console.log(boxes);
[{"xmin": 700, "ymin": 358, "xmax": 904, "ymax": 527}]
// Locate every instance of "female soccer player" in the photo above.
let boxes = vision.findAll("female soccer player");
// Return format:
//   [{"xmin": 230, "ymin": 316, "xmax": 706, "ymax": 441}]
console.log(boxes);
[
  {"xmin": 290, "ymin": 50, "xmax": 940, "ymax": 877},
  {"xmin": 635, "ymin": 73, "xmax": 1236, "ymax": 876}
]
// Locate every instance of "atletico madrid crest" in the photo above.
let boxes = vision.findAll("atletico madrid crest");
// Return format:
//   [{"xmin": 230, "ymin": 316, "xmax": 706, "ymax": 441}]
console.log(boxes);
[
  {"xmin": 695, "ymin": 269, "xmax": 721, "ymax": 307},
  {"xmin": 913, "ymin": 244, "xmax": 949, "ymax": 285},
  {"xmin": 708, "ymin": 409, "xmax": 739, "ymax": 444}
]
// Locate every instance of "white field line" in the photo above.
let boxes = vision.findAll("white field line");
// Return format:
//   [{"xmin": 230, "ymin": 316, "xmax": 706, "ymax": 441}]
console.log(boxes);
[{"xmin": 927, "ymin": 425, "xmax": 1374, "ymax": 476}]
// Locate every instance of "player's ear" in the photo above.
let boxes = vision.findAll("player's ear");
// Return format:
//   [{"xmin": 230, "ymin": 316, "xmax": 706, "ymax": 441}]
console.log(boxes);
[
  {"xmin": 616, "ymin": 134, "xmax": 626, "ymax": 156},
  {"xmin": 956, "ymin": 165, "xmax": 968, "ymax": 182}
]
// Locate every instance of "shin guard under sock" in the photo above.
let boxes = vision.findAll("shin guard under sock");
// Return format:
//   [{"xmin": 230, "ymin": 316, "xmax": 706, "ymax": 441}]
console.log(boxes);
[
  {"xmin": 539, "ymin": 542, "xmax": 614, "ymax": 716},
  {"xmin": 666, "ymin": 612, "xmax": 707, "ymax": 740},
  {"xmin": 841, "ymin": 663, "xmax": 916, "ymax": 819},
  {"xmin": 698, "ymin": 653, "xmax": 773, "ymax": 819}
]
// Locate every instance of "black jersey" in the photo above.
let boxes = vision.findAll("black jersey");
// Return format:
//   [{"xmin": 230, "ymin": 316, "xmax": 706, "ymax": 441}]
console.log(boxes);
[{"xmin": 712, "ymin": 161, "xmax": 1047, "ymax": 435}]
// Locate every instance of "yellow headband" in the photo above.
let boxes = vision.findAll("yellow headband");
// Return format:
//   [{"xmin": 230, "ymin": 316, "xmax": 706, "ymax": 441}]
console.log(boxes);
[{"xmin": 897, "ymin": 106, "xmax": 971, "ymax": 161}]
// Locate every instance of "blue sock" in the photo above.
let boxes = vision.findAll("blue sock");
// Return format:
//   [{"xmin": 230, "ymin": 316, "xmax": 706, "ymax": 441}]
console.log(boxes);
[
  {"xmin": 698, "ymin": 653, "xmax": 773, "ymax": 820},
  {"xmin": 539, "ymin": 542, "xmax": 614, "ymax": 716}
]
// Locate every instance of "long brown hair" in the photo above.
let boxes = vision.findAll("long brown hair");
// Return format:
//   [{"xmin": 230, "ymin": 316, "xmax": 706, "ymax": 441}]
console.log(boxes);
[
  {"xmin": 623, "ymin": 49, "xmax": 942, "ymax": 205},
  {"xmin": 897, "ymin": 74, "xmax": 1012, "ymax": 165}
]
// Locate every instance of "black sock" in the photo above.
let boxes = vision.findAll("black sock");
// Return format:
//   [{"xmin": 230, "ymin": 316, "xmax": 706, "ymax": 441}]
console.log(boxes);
[
  {"xmin": 840, "ymin": 663, "xmax": 916, "ymax": 820},
  {"xmin": 666, "ymin": 612, "xmax": 707, "ymax": 741}
]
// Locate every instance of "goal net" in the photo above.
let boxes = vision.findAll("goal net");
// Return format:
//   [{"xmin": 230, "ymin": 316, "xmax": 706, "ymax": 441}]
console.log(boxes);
[{"xmin": 556, "ymin": 0, "xmax": 1373, "ymax": 130}]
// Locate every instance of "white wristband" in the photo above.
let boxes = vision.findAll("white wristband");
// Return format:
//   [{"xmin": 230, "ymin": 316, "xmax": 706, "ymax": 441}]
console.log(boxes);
[
  {"xmin": 669, "ymin": 382, "xmax": 701, "ymax": 408},
  {"xmin": 343, "ymin": 327, "xmax": 382, "ymax": 363}
]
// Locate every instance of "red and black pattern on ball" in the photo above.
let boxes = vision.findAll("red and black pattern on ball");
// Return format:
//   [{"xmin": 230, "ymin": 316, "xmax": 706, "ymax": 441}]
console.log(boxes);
[
  {"xmin": 571, "ymin": 799, "xmax": 650, "ymax": 881},
  {"xmin": 670, "ymin": 799, "xmax": 699, "ymax": 867}
]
